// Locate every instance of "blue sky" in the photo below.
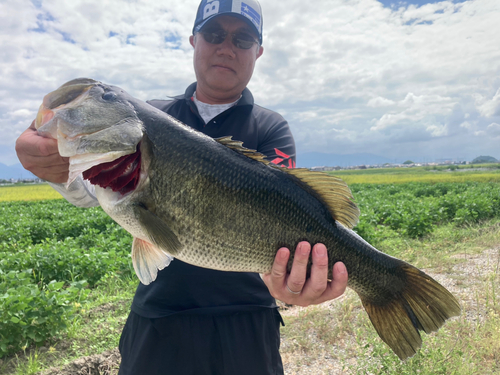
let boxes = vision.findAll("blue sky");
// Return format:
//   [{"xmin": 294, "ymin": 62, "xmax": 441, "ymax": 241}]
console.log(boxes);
[{"xmin": 1, "ymin": 0, "xmax": 499, "ymax": 167}]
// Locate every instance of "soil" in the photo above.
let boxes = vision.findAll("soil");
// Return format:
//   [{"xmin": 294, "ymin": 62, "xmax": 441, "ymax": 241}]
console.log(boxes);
[{"xmin": 40, "ymin": 350, "xmax": 120, "ymax": 375}]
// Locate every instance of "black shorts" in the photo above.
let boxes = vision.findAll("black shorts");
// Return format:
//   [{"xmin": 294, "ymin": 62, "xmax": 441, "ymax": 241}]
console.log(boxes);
[{"xmin": 118, "ymin": 308, "xmax": 284, "ymax": 375}]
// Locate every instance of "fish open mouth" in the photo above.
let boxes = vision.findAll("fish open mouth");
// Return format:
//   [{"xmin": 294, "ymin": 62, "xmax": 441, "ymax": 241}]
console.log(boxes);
[{"xmin": 82, "ymin": 146, "xmax": 141, "ymax": 195}]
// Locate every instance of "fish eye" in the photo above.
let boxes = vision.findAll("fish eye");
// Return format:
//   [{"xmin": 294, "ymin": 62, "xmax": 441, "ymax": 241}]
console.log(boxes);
[{"xmin": 102, "ymin": 91, "xmax": 117, "ymax": 101}]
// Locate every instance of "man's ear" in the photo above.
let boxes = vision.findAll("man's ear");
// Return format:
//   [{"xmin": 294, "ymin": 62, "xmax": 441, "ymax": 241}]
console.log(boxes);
[{"xmin": 256, "ymin": 45, "xmax": 264, "ymax": 59}]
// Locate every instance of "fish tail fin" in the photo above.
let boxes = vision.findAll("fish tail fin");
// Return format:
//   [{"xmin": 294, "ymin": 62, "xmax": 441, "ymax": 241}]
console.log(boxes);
[
  {"xmin": 360, "ymin": 264, "xmax": 461, "ymax": 360},
  {"xmin": 131, "ymin": 237, "xmax": 173, "ymax": 285}
]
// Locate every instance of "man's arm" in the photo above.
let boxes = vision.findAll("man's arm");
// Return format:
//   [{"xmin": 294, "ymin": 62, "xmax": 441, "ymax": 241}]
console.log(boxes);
[{"xmin": 16, "ymin": 121, "xmax": 99, "ymax": 207}]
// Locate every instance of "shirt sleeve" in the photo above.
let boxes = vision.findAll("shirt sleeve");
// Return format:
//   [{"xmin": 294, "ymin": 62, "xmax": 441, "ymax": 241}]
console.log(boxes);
[
  {"xmin": 49, "ymin": 176, "xmax": 100, "ymax": 208},
  {"xmin": 256, "ymin": 115, "xmax": 296, "ymax": 169}
]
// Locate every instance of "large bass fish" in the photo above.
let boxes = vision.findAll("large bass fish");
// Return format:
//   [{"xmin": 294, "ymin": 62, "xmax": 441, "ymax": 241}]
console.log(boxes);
[{"xmin": 35, "ymin": 78, "xmax": 460, "ymax": 360}]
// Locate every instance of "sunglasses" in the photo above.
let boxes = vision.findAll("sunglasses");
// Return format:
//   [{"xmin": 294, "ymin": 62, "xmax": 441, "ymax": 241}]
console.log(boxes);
[{"xmin": 199, "ymin": 29, "xmax": 259, "ymax": 50}]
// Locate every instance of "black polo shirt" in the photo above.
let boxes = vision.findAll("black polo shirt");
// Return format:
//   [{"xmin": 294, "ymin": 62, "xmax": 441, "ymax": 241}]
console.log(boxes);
[{"xmin": 131, "ymin": 83, "xmax": 296, "ymax": 318}]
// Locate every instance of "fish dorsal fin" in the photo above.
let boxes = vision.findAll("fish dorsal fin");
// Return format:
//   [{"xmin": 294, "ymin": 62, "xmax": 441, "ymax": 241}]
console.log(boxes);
[
  {"xmin": 284, "ymin": 168, "xmax": 360, "ymax": 229},
  {"xmin": 215, "ymin": 136, "xmax": 270, "ymax": 164},
  {"xmin": 216, "ymin": 136, "xmax": 359, "ymax": 229}
]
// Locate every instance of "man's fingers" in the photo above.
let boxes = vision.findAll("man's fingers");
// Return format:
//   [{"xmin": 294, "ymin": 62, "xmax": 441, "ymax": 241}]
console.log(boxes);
[
  {"xmin": 270, "ymin": 247, "xmax": 289, "ymax": 280},
  {"xmin": 37, "ymin": 168, "xmax": 69, "ymax": 184},
  {"xmin": 300, "ymin": 262, "xmax": 348, "ymax": 306},
  {"xmin": 286, "ymin": 241, "xmax": 310, "ymax": 293},
  {"xmin": 322, "ymin": 262, "xmax": 348, "ymax": 302},
  {"xmin": 15, "ymin": 122, "xmax": 69, "ymax": 183},
  {"xmin": 262, "ymin": 247, "xmax": 290, "ymax": 298},
  {"xmin": 17, "ymin": 128, "xmax": 60, "ymax": 157},
  {"xmin": 20, "ymin": 159, "xmax": 69, "ymax": 183},
  {"xmin": 22, "ymin": 152, "xmax": 69, "ymax": 169},
  {"xmin": 302, "ymin": 243, "xmax": 329, "ymax": 297},
  {"xmin": 263, "ymin": 243, "xmax": 349, "ymax": 306}
]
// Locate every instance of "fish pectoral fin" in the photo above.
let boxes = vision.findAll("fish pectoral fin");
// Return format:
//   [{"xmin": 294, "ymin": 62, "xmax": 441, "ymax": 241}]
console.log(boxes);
[
  {"xmin": 135, "ymin": 204, "xmax": 182, "ymax": 256},
  {"xmin": 131, "ymin": 238, "xmax": 174, "ymax": 285},
  {"xmin": 360, "ymin": 264, "xmax": 461, "ymax": 360}
]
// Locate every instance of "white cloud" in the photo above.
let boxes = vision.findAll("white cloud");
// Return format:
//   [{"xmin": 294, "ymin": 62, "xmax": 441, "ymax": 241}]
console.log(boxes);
[
  {"xmin": 486, "ymin": 122, "xmax": 500, "ymax": 138},
  {"xmin": 370, "ymin": 93, "xmax": 456, "ymax": 131},
  {"xmin": 426, "ymin": 124, "xmax": 448, "ymax": 137},
  {"xmin": 1, "ymin": 0, "xmax": 500, "ymax": 166},
  {"xmin": 477, "ymin": 89, "xmax": 500, "ymax": 118},
  {"xmin": 367, "ymin": 96, "xmax": 396, "ymax": 107}
]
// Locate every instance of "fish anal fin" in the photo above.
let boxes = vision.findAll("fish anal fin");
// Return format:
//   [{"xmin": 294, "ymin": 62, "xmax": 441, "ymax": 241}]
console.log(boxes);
[
  {"xmin": 360, "ymin": 264, "xmax": 461, "ymax": 360},
  {"xmin": 135, "ymin": 204, "xmax": 182, "ymax": 256},
  {"xmin": 131, "ymin": 237, "xmax": 173, "ymax": 285},
  {"xmin": 284, "ymin": 169, "xmax": 360, "ymax": 229}
]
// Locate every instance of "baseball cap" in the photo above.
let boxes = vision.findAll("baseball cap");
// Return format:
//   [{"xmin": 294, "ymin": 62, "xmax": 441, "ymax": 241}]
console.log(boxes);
[{"xmin": 193, "ymin": 0, "xmax": 263, "ymax": 44}]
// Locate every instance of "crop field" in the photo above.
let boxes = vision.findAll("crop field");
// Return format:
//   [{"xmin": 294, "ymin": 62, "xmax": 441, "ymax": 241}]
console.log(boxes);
[
  {"xmin": 329, "ymin": 163, "xmax": 500, "ymax": 185},
  {"xmin": 0, "ymin": 184, "xmax": 62, "ymax": 202},
  {"xmin": 0, "ymin": 167, "xmax": 499, "ymax": 374}
]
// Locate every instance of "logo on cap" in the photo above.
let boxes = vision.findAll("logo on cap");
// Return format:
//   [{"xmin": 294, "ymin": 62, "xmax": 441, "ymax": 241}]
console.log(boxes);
[
  {"xmin": 241, "ymin": 2, "xmax": 260, "ymax": 29},
  {"xmin": 203, "ymin": 1, "xmax": 220, "ymax": 20},
  {"xmin": 194, "ymin": 0, "xmax": 263, "ymax": 44}
]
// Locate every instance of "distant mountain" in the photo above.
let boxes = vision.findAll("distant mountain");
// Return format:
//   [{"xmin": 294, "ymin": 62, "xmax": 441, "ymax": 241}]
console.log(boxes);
[
  {"xmin": 296, "ymin": 152, "xmax": 396, "ymax": 168},
  {"xmin": 471, "ymin": 155, "xmax": 498, "ymax": 164},
  {"xmin": 0, "ymin": 163, "xmax": 37, "ymax": 180}
]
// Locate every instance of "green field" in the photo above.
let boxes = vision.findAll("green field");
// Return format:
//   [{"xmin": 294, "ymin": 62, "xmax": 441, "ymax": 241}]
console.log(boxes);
[{"xmin": 1, "ymin": 166, "xmax": 499, "ymax": 374}]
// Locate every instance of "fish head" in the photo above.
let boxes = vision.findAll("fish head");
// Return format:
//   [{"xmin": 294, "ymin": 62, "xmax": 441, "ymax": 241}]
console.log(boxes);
[{"xmin": 35, "ymin": 78, "xmax": 145, "ymax": 195}]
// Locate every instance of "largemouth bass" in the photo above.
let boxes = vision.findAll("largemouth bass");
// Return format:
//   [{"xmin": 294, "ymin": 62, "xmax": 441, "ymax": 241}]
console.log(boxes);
[{"xmin": 35, "ymin": 78, "xmax": 460, "ymax": 360}]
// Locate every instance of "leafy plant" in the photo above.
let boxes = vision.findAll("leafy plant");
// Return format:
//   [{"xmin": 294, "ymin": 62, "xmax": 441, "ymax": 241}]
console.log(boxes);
[
  {"xmin": 0, "ymin": 270, "xmax": 89, "ymax": 357},
  {"xmin": 351, "ymin": 182, "xmax": 500, "ymax": 239}
]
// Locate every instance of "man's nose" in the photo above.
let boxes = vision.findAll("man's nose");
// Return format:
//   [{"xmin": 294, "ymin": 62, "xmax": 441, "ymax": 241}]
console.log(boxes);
[{"xmin": 216, "ymin": 35, "xmax": 236, "ymax": 58}]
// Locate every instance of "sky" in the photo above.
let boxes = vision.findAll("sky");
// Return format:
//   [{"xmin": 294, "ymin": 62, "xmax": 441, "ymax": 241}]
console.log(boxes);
[{"xmin": 1, "ymin": 0, "xmax": 499, "ymax": 167}]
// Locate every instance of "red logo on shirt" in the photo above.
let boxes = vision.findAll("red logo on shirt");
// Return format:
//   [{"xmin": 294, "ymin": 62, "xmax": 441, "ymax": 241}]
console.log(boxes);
[{"xmin": 271, "ymin": 148, "xmax": 296, "ymax": 169}]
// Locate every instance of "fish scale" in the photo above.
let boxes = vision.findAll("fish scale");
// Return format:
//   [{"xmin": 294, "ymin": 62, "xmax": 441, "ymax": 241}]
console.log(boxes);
[{"xmin": 35, "ymin": 78, "xmax": 461, "ymax": 361}]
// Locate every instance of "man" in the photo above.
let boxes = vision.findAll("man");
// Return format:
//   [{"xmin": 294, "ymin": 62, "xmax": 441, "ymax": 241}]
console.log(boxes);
[{"xmin": 16, "ymin": 1, "xmax": 348, "ymax": 374}]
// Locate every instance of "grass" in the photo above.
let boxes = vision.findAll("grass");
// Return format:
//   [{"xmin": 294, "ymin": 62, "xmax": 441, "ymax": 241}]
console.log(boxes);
[
  {"xmin": 63, "ymin": 274, "xmax": 136, "ymax": 358},
  {"xmin": 0, "ymin": 275, "xmax": 136, "ymax": 374}
]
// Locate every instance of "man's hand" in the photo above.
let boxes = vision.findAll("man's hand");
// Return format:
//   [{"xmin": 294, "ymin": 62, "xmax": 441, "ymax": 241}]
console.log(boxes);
[
  {"xmin": 262, "ymin": 242, "xmax": 348, "ymax": 306},
  {"xmin": 15, "ymin": 121, "xmax": 69, "ymax": 183}
]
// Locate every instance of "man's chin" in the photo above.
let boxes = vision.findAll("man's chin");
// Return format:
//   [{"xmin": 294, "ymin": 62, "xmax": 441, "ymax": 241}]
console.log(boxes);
[{"xmin": 206, "ymin": 80, "xmax": 241, "ymax": 95}]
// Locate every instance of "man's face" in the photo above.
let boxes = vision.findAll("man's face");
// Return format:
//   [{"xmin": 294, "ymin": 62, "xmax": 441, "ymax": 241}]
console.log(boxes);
[{"xmin": 190, "ymin": 15, "xmax": 264, "ymax": 104}]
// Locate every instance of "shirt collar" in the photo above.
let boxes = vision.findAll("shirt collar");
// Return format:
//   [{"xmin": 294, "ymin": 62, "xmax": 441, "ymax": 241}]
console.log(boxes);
[{"xmin": 183, "ymin": 82, "xmax": 254, "ymax": 107}]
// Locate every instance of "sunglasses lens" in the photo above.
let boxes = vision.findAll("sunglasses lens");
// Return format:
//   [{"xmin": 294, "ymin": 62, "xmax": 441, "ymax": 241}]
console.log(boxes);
[
  {"xmin": 232, "ymin": 34, "xmax": 256, "ymax": 49},
  {"xmin": 202, "ymin": 30, "xmax": 226, "ymax": 44}
]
